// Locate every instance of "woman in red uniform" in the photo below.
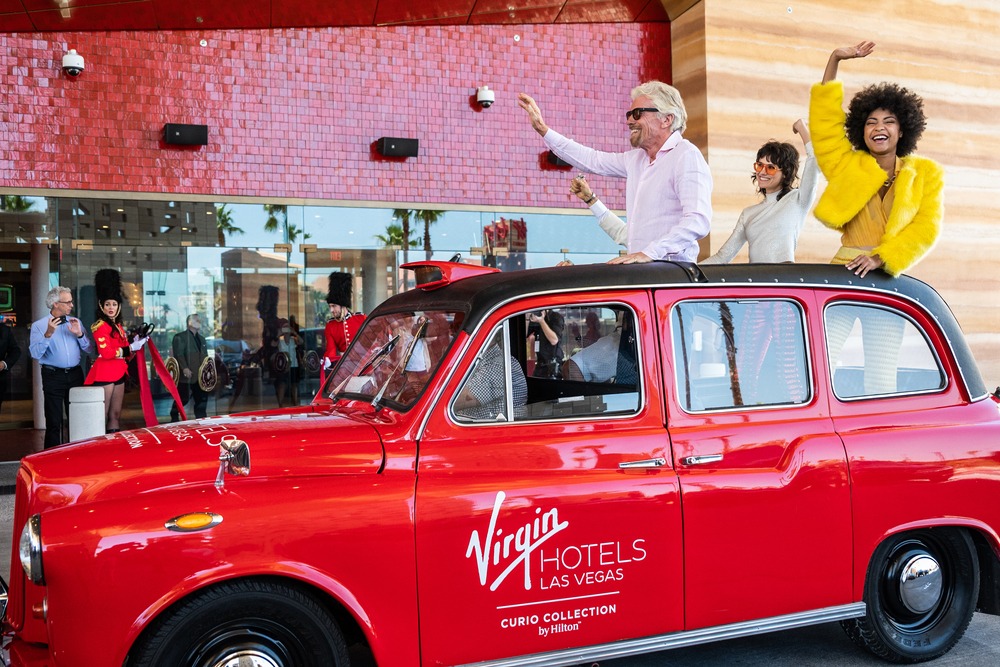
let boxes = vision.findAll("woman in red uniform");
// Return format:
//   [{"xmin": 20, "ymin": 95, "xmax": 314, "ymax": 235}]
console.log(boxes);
[
  {"xmin": 85, "ymin": 269, "xmax": 144, "ymax": 433},
  {"xmin": 323, "ymin": 272, "xmax": 365, "ymax": 372}
]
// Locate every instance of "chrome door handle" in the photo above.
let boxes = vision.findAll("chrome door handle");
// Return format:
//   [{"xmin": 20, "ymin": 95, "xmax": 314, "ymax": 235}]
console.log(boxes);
[
  {"xmin": 618, "ymin": 457, "xmax": 667, "ymax": 469},
  {"xmin": 681, "ymin": 454, "xmax": 723, "ymax": 466}
]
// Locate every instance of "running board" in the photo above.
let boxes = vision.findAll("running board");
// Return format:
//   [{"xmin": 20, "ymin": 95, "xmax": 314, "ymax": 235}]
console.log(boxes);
[{"xmin": 460, "ymin": 602, "xmax": 866, "ymax": 667}]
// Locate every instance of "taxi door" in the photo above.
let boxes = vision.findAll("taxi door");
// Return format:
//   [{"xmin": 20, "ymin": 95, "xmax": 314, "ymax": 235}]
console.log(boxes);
[
  {"xmin": 414, "ymin": 292, "xmax": 683, "ymax": 666},
  {"xmin": 657, "ymin": 289, "xmax": 854, "ymax": 630}
]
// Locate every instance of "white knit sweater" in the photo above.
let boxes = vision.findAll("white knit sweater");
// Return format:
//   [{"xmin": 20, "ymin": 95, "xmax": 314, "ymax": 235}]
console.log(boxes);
[{"xmin": 702, "ymin": 142, "xmax": 818, "ymax": 264}]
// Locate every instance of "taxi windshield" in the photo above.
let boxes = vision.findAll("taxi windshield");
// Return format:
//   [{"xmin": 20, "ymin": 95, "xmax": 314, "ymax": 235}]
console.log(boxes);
[{"xmin": 321, "ymin": 309, "xmax": 465, "ymax": 410}]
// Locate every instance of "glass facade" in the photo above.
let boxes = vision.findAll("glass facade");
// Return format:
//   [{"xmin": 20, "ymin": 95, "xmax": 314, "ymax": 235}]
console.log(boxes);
[{"xmin": 0, "ymin": 194, "xmax": 622, "ymax": 429}]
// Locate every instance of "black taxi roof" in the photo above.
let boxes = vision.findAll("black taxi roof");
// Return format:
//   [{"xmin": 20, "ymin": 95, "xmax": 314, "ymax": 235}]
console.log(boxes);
[{"xmin": 376, "ymin": 261, "xmax": 987, "ymax": 399}]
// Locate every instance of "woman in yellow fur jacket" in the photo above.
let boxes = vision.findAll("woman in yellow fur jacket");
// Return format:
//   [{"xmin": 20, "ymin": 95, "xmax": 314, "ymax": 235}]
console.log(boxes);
[{"xmin": 810, "ymin": 41, "xmax": 943, "ymax": 278}]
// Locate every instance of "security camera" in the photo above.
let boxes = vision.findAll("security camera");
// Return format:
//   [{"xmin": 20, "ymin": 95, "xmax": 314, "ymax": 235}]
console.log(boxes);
[
  {"xmin": 62, "ymin": 49, "xmax": 85, "ymax": 77},
  {"xmin": 476, "ymin": 86, "xmax": 495, "ymax": 109}
]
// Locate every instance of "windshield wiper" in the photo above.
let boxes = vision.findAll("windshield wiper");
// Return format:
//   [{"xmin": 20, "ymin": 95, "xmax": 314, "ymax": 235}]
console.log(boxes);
[
  {"xmin": 372, "ymin": 319, "xmax": 428, "ymax": 410},
  {"xmin": 329, "ymin": 334, "xmax": 399, "ymax": 400}
]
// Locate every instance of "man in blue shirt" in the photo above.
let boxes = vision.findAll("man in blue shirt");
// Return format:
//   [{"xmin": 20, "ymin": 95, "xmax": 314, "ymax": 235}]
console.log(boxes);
[{"xmin": 29, "ymin": 286, "xmax": 92, "ymax": 448}]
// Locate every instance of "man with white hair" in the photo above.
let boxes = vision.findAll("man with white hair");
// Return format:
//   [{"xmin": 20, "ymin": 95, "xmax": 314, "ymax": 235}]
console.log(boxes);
[
  {"xmin": 518, "ymin": 81, "xmax": 712, "ymax": 264},
  {"xmin": 29, "ymin": 286, "xmax": 92, "ymax": 448}
]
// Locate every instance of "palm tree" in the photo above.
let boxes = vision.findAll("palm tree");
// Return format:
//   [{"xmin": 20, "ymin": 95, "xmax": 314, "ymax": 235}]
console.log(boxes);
[
  {"xmin": 415, "ymin": 209, "xmax": 445, "ymax": 260},
  {"xmin": 391, "ymin": 209, "xmax": 413, "ymax": 264},
  {"xmin": 0, "ymin": 195, "xmax": 35, "ymax": 212},
  {"xmin": 263, "ymin": 204, "xmax": 288, "ymax": 236},
  {"xmin": 375, "ymin": 223, "xmax": 418, "ymax": 249},
  {"xmin": 215, "ymin": 204, "xmax": 244, "ymax": 246}
]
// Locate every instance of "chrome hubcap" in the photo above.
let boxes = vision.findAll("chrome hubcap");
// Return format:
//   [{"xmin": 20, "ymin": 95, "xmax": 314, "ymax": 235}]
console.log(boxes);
[
  {"xmin": 898, "ymin": 554, "xmax": 942, "ymax": 614},
  {"xmin": 211, "ymin": 650, "xmax": 281, "ymax": 667}
]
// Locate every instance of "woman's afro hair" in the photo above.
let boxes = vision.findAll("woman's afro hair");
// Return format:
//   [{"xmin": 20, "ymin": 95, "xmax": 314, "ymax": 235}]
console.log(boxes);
[{"xmin": 845, "ymin": 82, "xmax": 927, "ymax": 157}]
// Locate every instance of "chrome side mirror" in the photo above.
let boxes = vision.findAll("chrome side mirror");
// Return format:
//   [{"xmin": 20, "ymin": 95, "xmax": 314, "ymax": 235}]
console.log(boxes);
[{"xmin": 215, "ymin": 436, "xmax": 251, "ymax": 490}]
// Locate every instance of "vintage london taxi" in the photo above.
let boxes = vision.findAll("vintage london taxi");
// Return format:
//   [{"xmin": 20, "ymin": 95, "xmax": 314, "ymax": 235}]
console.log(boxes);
[{"xmin": 3, "ymin": 261, "xmax": 1000, "ymax": 667}]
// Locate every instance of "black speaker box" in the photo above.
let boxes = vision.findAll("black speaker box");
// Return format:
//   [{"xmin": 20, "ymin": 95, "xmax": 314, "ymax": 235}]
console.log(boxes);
[
  {"xmin": 377, "ymin": 137, "xmax": 419, "ymax": 157},
  {"xmin": 546, "ymin": 151, "xmax": 572, "ymax": 167},
  {"xmin": 163, "ymin": 123, "xmax": 209, "ymax": 146}
]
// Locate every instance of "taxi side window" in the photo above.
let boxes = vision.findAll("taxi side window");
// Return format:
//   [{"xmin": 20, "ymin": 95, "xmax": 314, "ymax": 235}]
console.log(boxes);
[
  {"xmin": 672, "ymin": 299, "xmax": 810, "ymax": 412},
  {"xmin": 825, "ymin": 303, "xmax": 946, "ymax": 399},
  {"xmin": 453, "ymin": 326, "xmax": 527, "ymax": 423},
  {"xmin": 520, "ymin": 304, "xmax": 641, "ymax": 421}
]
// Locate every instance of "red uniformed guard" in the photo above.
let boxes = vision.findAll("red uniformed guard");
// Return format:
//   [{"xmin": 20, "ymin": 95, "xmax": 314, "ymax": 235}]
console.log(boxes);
[
  {"xmin": 84, "ymin": 269, "xmax": 147, "ymax": 433},
  {"xmin": 323, "ymin": 272, "xmax": 365, "ymax": 373}
]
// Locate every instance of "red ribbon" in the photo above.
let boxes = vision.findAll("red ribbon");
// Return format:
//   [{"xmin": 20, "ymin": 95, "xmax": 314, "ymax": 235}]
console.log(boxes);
[{"xmin": 135, "ymin": 339, "xmax": 186, "ymax": 426}]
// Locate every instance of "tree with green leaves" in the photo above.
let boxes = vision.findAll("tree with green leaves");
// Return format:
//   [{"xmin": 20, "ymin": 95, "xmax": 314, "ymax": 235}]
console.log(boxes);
[
  {"xmin": 375, "ymin": 223, "xmax": 418, "ymax": 249},
  {"xmin": 0, "ymin": 195, "xmax": 35, "ymax": 212},
  {"xmin": 415, "ymin": 209, "xmax": 445, "ymax": 260},
  {"xmin": 391, "ymin": 209, "xmax": 413, "ymax": 264},
  {"xmin": 215, "ymin": 204, "xmax": 244, "ymax": 246}
]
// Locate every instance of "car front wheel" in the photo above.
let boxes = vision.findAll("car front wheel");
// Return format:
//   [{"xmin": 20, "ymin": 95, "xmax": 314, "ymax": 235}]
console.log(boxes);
[
  {"xmin": 842, "ymin": 528, "xmax": 979, "ymax": 663},
  {"xmin": 129, "ymin": 579, "xmax": 349, "ymax": 667}
]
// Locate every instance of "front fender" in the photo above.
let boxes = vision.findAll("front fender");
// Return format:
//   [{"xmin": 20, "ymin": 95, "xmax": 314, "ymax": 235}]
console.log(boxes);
[{"xmin": 37, "ymin": 473, "xmax": 419, "ymax": 667}]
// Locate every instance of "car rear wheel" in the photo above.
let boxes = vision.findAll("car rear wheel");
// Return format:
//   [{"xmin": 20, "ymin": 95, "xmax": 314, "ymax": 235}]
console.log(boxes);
[
  {"xmin": 129, "ymin": 579, "xmax": 349, "ymax": 667},
  {"xmin": 841, "ymin": 528, "xmax": 978, "ymax": 663}
]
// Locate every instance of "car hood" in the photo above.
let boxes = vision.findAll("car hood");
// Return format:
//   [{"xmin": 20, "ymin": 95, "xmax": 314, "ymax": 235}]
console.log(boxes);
[{"xmin": 21, "ymin": 408, "xmax": 384, "ymax": 509}]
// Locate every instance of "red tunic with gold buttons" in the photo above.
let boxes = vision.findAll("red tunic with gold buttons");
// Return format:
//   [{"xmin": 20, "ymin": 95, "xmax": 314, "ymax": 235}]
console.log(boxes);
[
  {"xmin": 85, "ymin": 319, "xmax": 131, "ymax": 384},
  {"xmin": 323, "ymin": 312, "xmax": 365, "ymax": 368}
]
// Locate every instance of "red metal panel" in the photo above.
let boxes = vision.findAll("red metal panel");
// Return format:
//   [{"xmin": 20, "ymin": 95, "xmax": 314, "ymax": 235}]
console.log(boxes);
[
  {"xmin": 150, "ymin": 0, "xmax": 271, "ymax": 30},
  {"xmin": 27, "ymin": 3, "xmax": 159, "ymax": 32},
  {"xmin": 0, "ymin": 12, "xmax": 34, "ymax": 32},
  {"xmin": 374, "ymin": 0, "xmax": 477, "ymax": 26},
  {"xmin": 557, "ymin": 0, "xmax": 641, "ymax": 23},
  {"xmin": 270, "ymin": 0, "xmax": 378, "ymax": 28}
]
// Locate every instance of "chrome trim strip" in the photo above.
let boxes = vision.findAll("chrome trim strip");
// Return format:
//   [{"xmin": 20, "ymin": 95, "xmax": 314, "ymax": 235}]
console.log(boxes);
[{"xmin": 458, "ymin": 603, "xmax": 866, "ymax": 667}]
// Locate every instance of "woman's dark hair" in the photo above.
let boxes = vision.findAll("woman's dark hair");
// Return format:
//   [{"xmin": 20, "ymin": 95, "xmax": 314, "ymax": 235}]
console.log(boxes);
[
  {"xmin": 752, "ymin": 141, "xmax": 800, "ymax": 201},
  {"xmin": 845, "ymin": 82, "xmax": 926, "ymax": 157}
]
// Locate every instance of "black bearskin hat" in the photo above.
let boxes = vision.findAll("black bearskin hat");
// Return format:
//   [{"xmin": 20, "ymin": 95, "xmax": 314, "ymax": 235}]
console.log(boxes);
[
  {"xmin": 326, "ymin": 272, "xmax": 352, "ymax": 308},
  {"xmin": 256, "ymin": 285, "xmax": 279, "ymax": 320},
  {"xmin": 95, "ymin": 268, "xmax": 125, "ymax": 305}
]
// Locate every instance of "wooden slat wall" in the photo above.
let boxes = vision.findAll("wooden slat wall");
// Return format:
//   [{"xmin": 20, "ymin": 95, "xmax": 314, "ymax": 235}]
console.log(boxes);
[{"xmin": 682, "ymin": 0, "xmax": 1000, "ymax": 386}]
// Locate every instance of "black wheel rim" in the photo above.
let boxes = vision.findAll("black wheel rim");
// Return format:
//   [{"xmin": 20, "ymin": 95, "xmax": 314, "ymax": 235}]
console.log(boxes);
[
  {"xmin": 877, "ymin": 535, "xmax": 954, "ymax": 635},
  {"xmin": 183, "ymin": 618, "xmax": 309, "ymax": 667}
]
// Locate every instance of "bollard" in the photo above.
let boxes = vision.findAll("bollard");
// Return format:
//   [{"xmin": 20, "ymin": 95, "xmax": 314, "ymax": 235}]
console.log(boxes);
[{"xmin": 68, "ymin": 386, "xmax": 106, "ymax": 442}]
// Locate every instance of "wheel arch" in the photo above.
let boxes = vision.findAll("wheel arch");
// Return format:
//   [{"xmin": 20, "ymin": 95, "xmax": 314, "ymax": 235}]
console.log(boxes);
[
  {"xmin": 124, "ymin": 572, "xmax": 372, "ymax": 665},
  {"xmin": 866, "ymin": 520, "xmax": 999, "ymax": 604}
]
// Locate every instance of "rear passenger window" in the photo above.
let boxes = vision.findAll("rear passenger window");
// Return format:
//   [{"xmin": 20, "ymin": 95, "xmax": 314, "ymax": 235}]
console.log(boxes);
[
  {"xmin": 825, "ymin": 303, "xmax": 946, "ymax": 399},
  {"xmin": 671, "ymin": 300, "xmax": 810, "ymax": 412},
  {"xmin": 518, "ymin": 304, "xmax": 641, "ymax": 420}
]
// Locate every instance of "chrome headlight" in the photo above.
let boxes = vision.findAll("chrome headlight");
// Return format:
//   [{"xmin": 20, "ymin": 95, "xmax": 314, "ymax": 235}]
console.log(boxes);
[{"xmin": 18, "ymin": 514, "xmax": 44, "ymax": 585}]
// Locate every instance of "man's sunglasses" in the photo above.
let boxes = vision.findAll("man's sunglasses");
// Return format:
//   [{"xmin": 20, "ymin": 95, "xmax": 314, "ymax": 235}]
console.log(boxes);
[
  {"xmin": 624, "ymin": 107, "xmax": 660, "ymax": 122},
  {"xmin": 753, "ymin": 161, "xmax": 780, "ymax": 175}
]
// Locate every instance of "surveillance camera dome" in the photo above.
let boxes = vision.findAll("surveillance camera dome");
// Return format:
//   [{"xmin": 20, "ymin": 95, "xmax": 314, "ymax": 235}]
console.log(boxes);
[
  {"xmin": 476, "ymin": 86, "xmax": 495, "ymax": 109},
  {"xmin": 62, "ymin": 49, "xmax": 85, "ymax": 77}
]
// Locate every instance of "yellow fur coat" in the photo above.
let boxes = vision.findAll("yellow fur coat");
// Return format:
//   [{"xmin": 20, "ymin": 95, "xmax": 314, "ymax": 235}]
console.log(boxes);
[{"xmin": 809, "ymin": 81, "xmax": 944, "ymax": 276}]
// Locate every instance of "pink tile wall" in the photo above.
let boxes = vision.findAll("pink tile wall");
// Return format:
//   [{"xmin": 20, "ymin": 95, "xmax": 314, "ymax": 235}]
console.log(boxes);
[{"xmin": 0, "ymin": 23, "xmax": 670, "ymax": 211}]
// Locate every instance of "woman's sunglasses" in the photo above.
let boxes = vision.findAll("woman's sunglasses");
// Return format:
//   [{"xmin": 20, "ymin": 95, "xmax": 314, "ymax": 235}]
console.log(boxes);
[
  {"xmin": 753, "ymin": 161, "xmax": 779, "ymax": 175},
  {"xmin": 624, "ymin": 107, "xmax": 660, "ymax": 122}
]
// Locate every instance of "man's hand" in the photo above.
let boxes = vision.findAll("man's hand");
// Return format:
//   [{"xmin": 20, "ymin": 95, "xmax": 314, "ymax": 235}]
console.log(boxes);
[
  {"xmin": 570, "ymin": 175, "xmax": 594, "ymax": 202},
  {"xmin": 45, "ymin": 316, "xmax": 59, "ymax": 337},
  {"xmin": 608, "ymin": 252, "xmax": 653, "ymax": 265},
  {"xmin": 183, "ymin": 368, "xmax": 193, "ymax": 379},
  {"xmin": 517, "ymin": 93, "xmax": 549, "ymax": 136},
  {"xmin": 67, "ymin": 318, "xmax": 83, "ymax": 338}
]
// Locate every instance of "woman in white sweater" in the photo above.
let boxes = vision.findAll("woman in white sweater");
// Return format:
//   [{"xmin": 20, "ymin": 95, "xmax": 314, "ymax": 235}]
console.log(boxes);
[
  {"xmin": 701, "ymin": 120, "xmax": 818, "ymax": 264},
  {"xmin": 574, "ymin": 121, "xmax": 818, "ymax": 264}
]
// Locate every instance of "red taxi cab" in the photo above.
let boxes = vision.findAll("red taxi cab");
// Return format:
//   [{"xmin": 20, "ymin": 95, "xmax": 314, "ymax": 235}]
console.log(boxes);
[{"xmin": 3, "ymin": 261, "xmax": 999, "ymax": 667}]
